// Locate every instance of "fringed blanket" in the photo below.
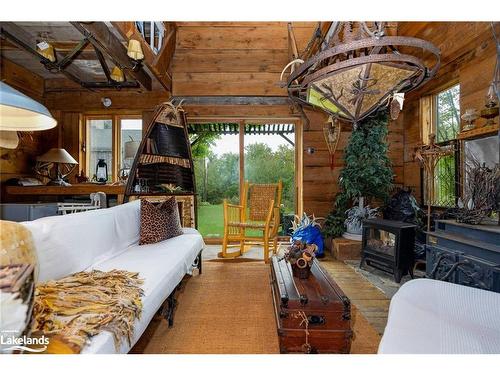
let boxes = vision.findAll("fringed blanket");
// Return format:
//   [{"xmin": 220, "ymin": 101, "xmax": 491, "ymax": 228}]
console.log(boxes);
[{"xmin": 33, "ymin": 270, "xmax": 144, "ymax": 354}]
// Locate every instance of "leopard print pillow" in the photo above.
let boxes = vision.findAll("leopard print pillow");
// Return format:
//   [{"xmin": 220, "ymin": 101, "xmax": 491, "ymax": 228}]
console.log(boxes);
[{"xmin": 139, "ymin": 198, "xmax": 183, "ymax": 245}]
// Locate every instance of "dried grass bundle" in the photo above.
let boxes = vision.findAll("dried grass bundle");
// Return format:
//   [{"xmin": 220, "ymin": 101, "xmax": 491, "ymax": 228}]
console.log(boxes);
[
  {"xmin": 456, "ymin": 158, "xmax": 500, "ymax": 225},
  {"xmin": 33, "ymin": 269, "xmax": 144, "ymax": 353}
]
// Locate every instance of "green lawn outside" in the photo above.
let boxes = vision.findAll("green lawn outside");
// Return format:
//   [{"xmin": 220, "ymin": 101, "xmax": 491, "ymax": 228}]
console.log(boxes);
[
  {"xmin": 197, "ymin": 204, "xmax": 225, "ymax": 238},
  {"xmin": 197, "ymin": 204, "xmax": 271, "ymax": 238}
]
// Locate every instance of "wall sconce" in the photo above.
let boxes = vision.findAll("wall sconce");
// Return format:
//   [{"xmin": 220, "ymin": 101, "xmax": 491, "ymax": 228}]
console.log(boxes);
[
  {"xmin": 110, "ymin": 66, "xmax": 125, "ymax": 82},
  {"xmin": 127, "ymin": 39, "xmax": 144, "ymax": 71}
]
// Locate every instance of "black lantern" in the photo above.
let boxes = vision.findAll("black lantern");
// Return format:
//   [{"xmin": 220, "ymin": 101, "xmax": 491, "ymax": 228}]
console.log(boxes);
[{"xmin": 96, "ymin": 159, "xmax": 108, "ymax": 183}]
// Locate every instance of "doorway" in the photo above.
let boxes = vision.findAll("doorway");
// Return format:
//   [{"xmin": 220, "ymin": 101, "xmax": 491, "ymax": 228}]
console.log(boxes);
[{"xmin": 188, "ymin": 121, "xmax": 300, "ymax": 241}]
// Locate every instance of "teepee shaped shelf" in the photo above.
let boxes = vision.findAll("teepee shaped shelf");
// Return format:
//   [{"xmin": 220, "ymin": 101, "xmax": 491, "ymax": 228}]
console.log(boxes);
[{"xmin": 124, "ymin": 102, "xmax": 197, "ymax": 227}]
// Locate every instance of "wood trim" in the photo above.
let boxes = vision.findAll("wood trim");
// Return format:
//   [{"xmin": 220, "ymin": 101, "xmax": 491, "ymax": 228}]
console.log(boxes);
[
  {"xmin": 420, "ymin": 95, "xmax": 432, "ymax": 144},
  {"xmin": 457, "ymin": 124, "xmax": 499, "ymax": 140},
  {"xmin": 239, "ymin": 121, "xmax": 245, "ymax": 199},
  {"xmin": 173, "ymin": 96, "xmax": 292, "ymax": 106},
  {"xmin": 295, "ymin": 120, "xmax": 304, "ymax": 216},
  {"xmin": 187, "ymin": 116, "xmax": 301, "ymax": 123}
]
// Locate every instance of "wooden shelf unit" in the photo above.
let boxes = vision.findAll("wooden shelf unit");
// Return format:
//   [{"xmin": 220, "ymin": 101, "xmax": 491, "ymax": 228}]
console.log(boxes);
[{"xmin": 458, "ymin": 124, "xmax": 499, "ymax": 140}]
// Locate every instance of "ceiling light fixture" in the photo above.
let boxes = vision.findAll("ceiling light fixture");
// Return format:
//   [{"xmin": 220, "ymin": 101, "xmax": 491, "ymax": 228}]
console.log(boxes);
[
  {"xmin": 0, "ymin": 82, "xmax": 57, "ymax": 149},
  {"xmin": 36, "ymin": 40, "xmax": 56, "ymax": 62},
  {"xmin": 110, "ymin": 66, "xmax": 125, "ymax": 82},
  {"xmin": 127, "ymin": 39, "xmax": 144, "ymax": 71},
  {"xmin": 286, "ymin": 22, "xmax": 441, "ymax": 124}
]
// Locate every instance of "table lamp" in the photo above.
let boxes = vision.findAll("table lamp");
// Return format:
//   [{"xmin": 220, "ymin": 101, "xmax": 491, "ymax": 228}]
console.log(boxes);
[{"xmin": 34, "ymin": 148, "xmax": 78, "ymax": 186}]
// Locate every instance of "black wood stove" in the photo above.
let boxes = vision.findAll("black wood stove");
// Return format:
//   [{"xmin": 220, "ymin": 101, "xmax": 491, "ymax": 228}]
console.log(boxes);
[{"xmin": 360, "ymin": 219, "xmax": 416, "ymax": 283}]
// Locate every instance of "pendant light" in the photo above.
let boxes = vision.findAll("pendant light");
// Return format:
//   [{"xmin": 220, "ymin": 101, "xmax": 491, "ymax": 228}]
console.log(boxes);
[{"xmin": 0, "ymin": 82, "xmax": 57, "ymax": 149}]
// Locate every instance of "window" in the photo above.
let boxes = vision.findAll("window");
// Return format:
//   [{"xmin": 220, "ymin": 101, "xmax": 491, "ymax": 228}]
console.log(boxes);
[
  {"xmin": 423, "ymin": 84, "xmax": 460, "ymax": 207},
  {"xmin": 120, "ymin": 119, "xmax": 142, "ymax": 176},
  {"xmin": 87, "ymin": 118, "xmax": 113, "ymax": 182},
  {"xmin": 135, "ymin": 22, "xmax": 165, "ymax": 54},
  {"xmin": 85, "ymin": 116, "xmax": 142, "ymax": 182},
  {"xmin": 435, "ymin": 84, "xmax": 460, "ymax": 142}
]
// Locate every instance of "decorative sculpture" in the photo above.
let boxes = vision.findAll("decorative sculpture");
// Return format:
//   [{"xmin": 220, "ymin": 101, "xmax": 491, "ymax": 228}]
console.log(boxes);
[
  {"xmin": 323, "ymin": 116, "xmax": 341, "ymax": 170},
  {"xmin": 414, "ymin": 134, "xmax": 455, "ymax": 231}
]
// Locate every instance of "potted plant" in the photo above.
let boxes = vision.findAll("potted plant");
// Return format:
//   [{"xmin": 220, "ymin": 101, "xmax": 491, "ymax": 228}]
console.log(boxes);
[
  {"xmin": 343, "ymin": 201, "xmax": 378, "ymax": 241},
  {"xmin": 334, "ymin": 109, "xmax": 393, "ymax": 239},
  {"xmin": 321, "ymin": 208, "xmax": 347, "ymax": 251}
]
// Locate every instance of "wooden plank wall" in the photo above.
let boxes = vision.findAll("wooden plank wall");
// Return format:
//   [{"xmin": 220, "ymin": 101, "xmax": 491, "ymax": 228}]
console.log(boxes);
[
  {"xmin": 302, "ymin": 109, "xmax": 404, "ymax": 217},
  {"xmin": 394, "ymin": 22, "xmax": 497, "ymax": 203},
  {"xmin": 171, "ymin": 22, "xmax": 317, "ymax": 96}
]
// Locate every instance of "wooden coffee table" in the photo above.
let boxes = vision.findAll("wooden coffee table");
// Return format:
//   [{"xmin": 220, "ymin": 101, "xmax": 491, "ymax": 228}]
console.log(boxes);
[{"xmin": 270, "ymin": 256, "xmax": 353, "ymax": 353}]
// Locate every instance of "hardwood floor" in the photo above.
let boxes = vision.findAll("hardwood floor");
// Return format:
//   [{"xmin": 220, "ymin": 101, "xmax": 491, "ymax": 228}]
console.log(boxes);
[{"xmin": 319, "ymin": 256, "xmax": 390, "ymax": 335}]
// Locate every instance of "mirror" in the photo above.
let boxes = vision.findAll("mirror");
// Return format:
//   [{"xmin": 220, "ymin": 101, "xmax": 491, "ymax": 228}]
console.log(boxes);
[{"xmin": 464, "ymin": 135, "xmax": 499, "ymax": 169}]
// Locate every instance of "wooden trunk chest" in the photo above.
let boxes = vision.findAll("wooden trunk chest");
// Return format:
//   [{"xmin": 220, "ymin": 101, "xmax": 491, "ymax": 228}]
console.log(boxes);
[{"xmin": 270, "ymin": 256, "xmax": 353, "ymax": 354}]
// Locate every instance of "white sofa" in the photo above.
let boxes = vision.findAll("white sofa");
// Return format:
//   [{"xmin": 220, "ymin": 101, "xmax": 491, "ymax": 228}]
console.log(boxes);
[
  {"xmin": 22, "ymin": 200, "xmax": 204, "ymax": 354},
  {"xmin": 379, "ymin": 278, "xmax": 500, "ymax": 354}
]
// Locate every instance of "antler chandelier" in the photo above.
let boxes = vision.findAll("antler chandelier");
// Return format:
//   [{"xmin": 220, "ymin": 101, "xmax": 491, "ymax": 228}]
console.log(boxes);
[{"xmin": 286, "ymin": 22, "xmax": 441, "ymax": 124}]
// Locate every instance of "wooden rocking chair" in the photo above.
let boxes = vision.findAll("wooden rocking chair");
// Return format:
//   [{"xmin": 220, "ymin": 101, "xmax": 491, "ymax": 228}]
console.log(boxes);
[{"xmin": 219, "ymin": 180, "xmax": 283, "ymax": 263}]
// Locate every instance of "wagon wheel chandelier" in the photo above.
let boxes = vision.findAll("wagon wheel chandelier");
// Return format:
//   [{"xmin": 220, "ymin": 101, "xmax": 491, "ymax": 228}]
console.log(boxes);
[{"xmin": 286, "ymin": 22, "xmax": 441, "ymax": 124}]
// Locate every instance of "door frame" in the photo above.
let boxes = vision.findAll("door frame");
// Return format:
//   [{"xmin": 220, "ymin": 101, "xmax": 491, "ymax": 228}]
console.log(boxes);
[{"xmin": 187, "ymin": 116, "xmax": 303, "ymax": 243}]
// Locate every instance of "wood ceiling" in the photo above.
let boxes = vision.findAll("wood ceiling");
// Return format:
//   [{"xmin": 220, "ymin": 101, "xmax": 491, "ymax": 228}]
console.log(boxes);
[
  {"xmin": 0, "ymin": 21, "xmax": 320, "ymax": 96},
  {"xmin": 1, "ymin": 21, "xmax": 493, "ymax": 99}
]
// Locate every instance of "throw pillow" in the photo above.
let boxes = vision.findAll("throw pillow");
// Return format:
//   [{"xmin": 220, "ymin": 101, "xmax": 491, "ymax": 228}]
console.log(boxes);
[{"xmin": 139, "ymin": 198, "xmax": 183, "ymax": 245}]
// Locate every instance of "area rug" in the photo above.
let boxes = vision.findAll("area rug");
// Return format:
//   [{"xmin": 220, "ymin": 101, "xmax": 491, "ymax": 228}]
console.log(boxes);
[{"xmin": 131, "ymin": 262, "xmax": 380, "ymax": 354}]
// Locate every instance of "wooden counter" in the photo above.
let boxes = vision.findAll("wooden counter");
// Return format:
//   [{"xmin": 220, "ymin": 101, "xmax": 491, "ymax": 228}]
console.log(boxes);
[{"xmin": 5, "ymin": 184, "xmax": 126, "ymax": 204}]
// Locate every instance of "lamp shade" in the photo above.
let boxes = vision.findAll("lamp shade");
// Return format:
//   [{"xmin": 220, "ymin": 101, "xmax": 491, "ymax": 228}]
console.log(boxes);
[
  {"xmin": 127, "ymin": 39, "xmax": 144, "ymax": 60},
  {"xmin": 0, "ymin": 130, "xmax": 19, "ymax": 149},
  {"xmin": 37, "ymin": 148, "xmax": 78, "ymax": 165},
  {"xmin": 110, "ymin": 66, "xmax": 125, "ymax": 82},
  {"xmin": 36, "ymin": 43, "xmax": 56, "ymax": 62},
  {"xmin": 0, "ymin": 82, "xmax": 57, "ymax": 131}
]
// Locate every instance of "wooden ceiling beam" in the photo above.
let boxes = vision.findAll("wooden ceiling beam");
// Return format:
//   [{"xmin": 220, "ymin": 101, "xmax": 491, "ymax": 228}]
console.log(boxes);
[
  {"xmin": 110, "ymin": 21, "xmax": 175, "ymax": 92},
  {"xmin": 172, "ymin": 96, "xmax": 292, "ymax": 106},
  {"xmin": 0, "ymin": 39, "xmax": 95, "ymax": 52},
  {"xmin": 0, "ymin": 22, "xmax": 91, "ymax": 88},
  {"xmin": 71, "ymin": 21, "xmax": 152, "ymax": 91},
  {"xmin": 93, "ymin": 45, "xmax": 112, "ymax": 82}
]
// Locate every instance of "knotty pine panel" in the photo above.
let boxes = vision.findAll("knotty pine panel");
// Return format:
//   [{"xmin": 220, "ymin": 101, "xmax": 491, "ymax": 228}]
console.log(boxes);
[
  {"xmin": 176, "ymin": 25, "xmax": 314, "ymax": 52},
  {"xmin": 172, "ymin": 72, "xmax": 286, "ymax": 96},
  {"xmin": 172, "ymin": 49, "xmax": 290, "ymax": 73}
]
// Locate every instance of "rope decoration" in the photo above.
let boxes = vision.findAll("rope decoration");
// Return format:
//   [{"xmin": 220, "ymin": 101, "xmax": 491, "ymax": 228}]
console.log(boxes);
[{"xmin": 294, "ymin": 310, "xmax": 311, "ymax": 353}]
